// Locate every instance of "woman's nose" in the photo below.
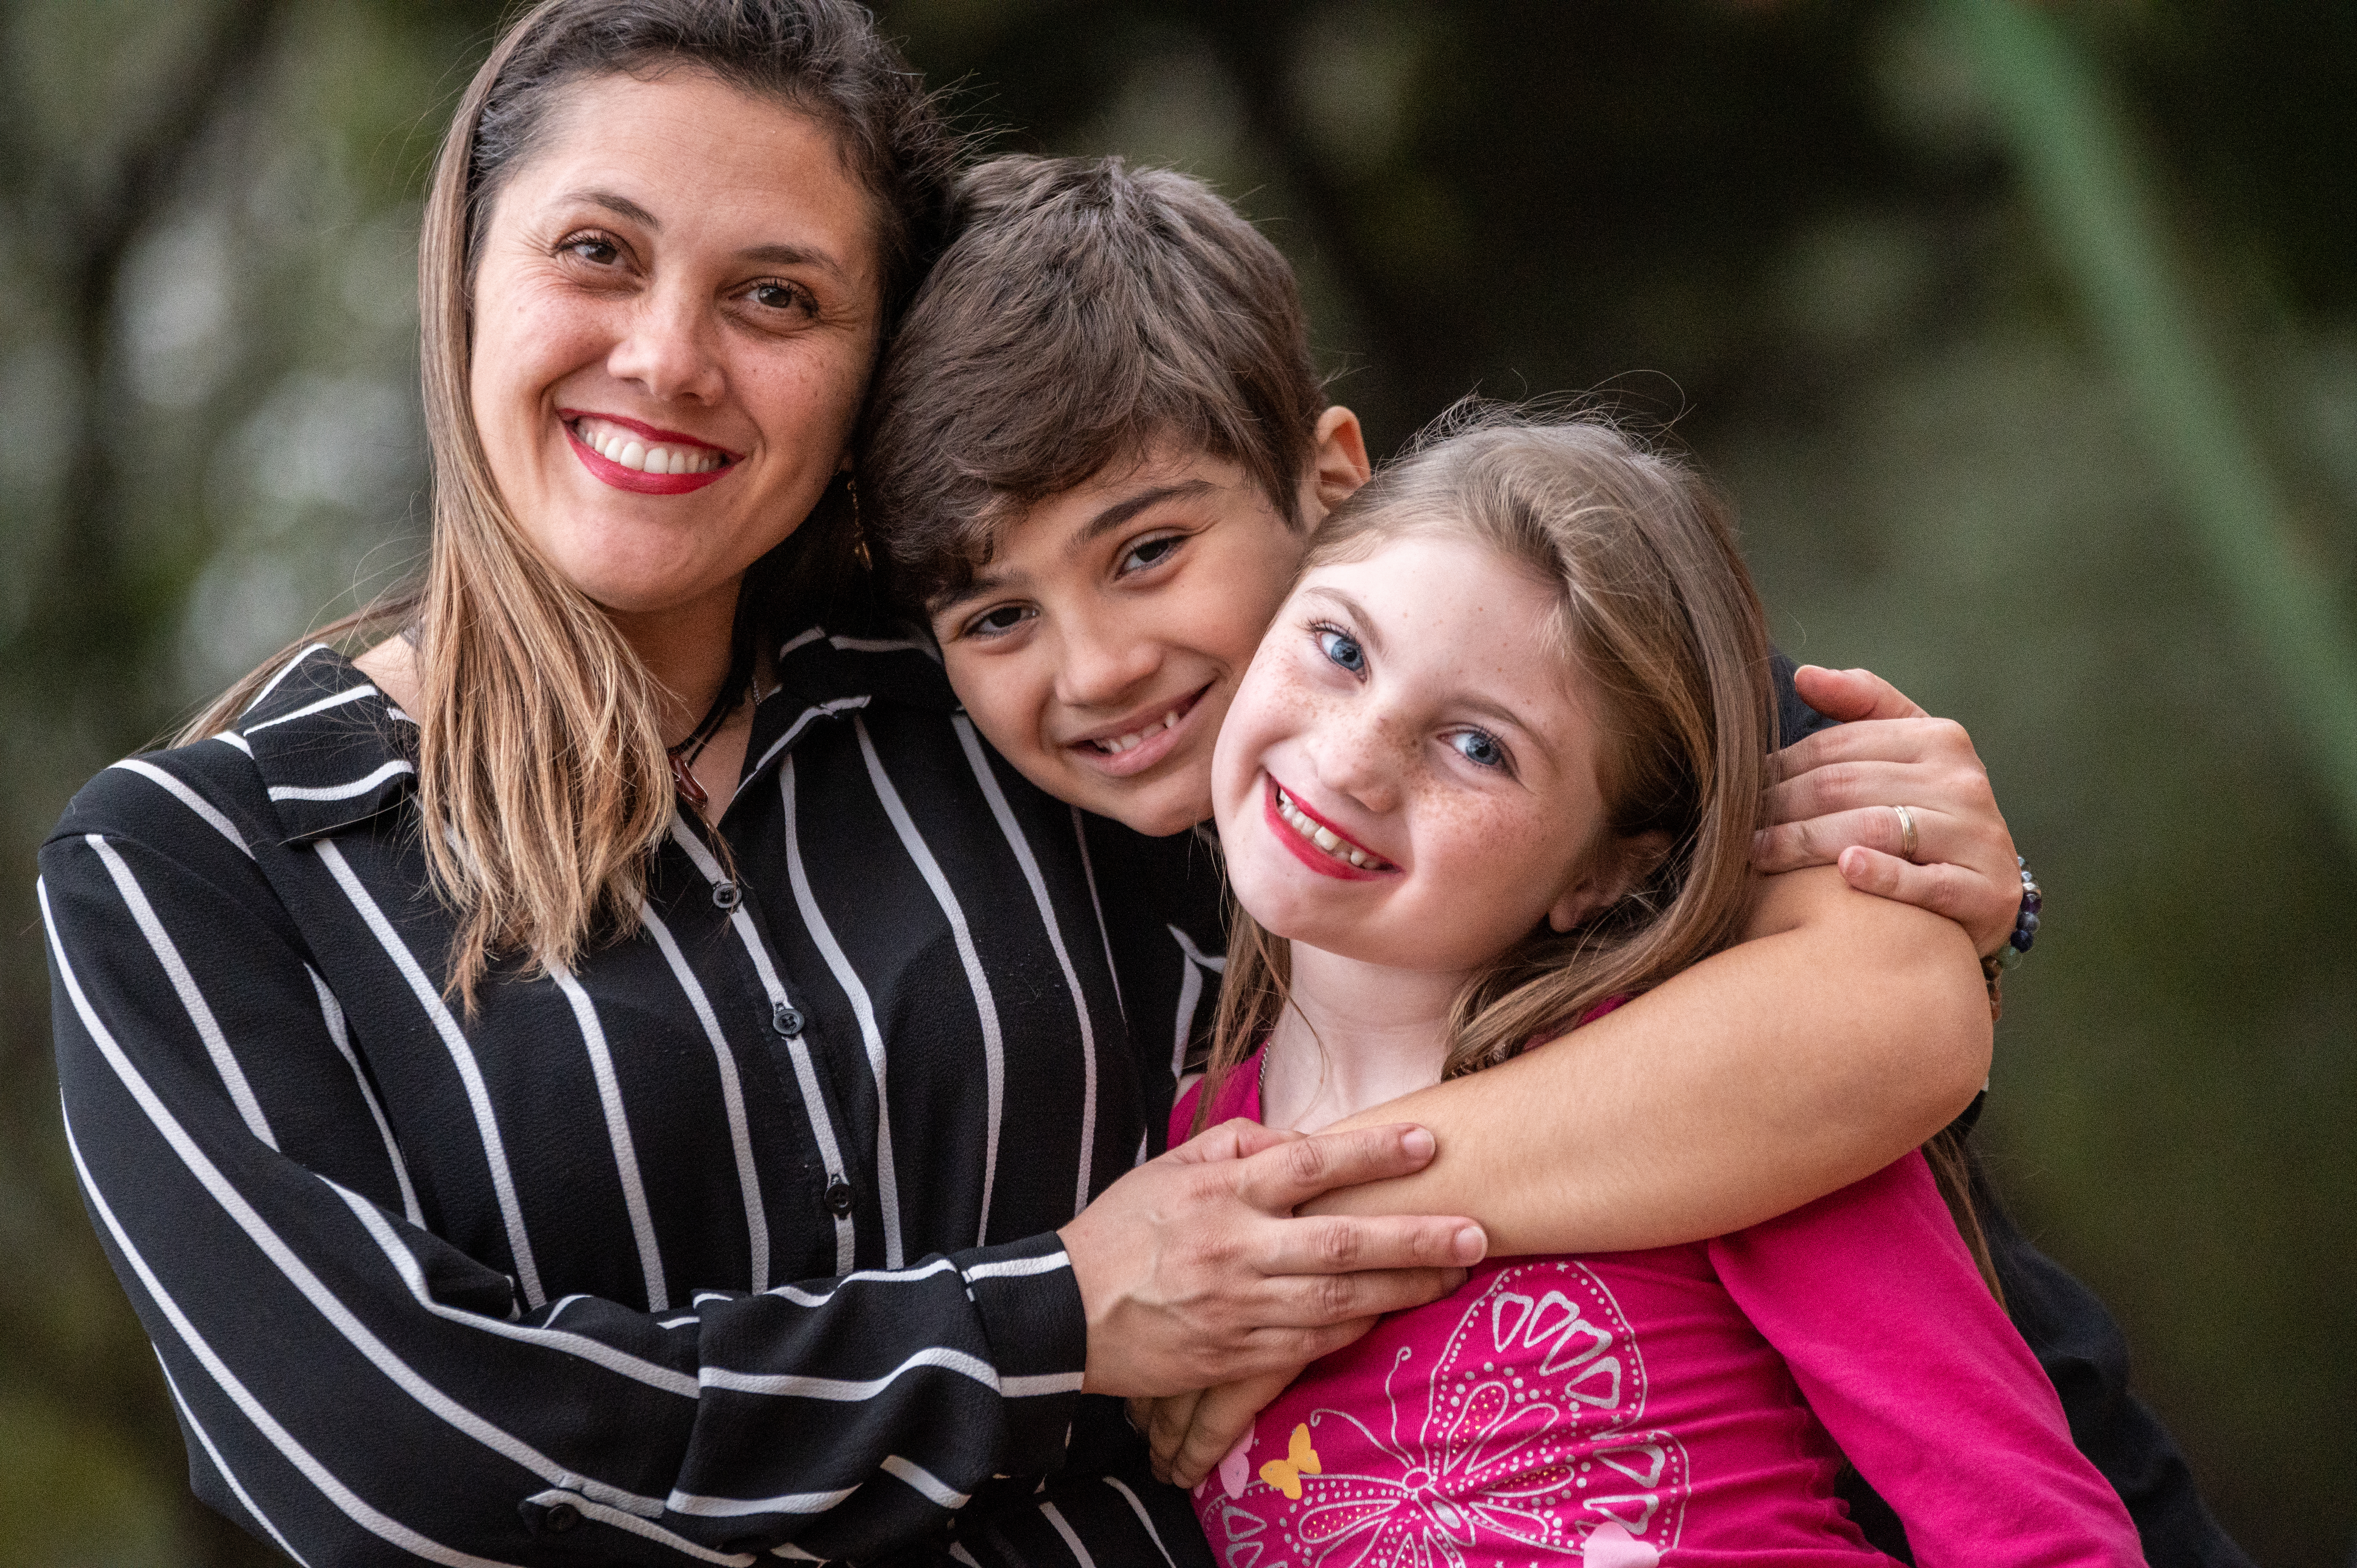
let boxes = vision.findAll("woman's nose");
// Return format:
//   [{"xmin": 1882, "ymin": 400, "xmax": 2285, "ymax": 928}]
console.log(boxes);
[{"xmin": 606, "ymin": 282, "xmax": 724, "ymax": 404}]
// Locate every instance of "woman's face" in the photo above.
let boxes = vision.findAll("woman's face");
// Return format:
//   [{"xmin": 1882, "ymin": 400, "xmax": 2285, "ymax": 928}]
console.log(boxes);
[
  {"xmin": 468, "ymin": 69, "xmax": 882, "ymax": 618},
  {"xmin": 1212, "ymin": 532, "xmax": 1633, "ymax": 973}
]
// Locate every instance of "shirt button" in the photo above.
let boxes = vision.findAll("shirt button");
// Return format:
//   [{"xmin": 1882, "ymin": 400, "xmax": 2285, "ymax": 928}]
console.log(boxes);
[
  {"xmin": 544, "ymin": 1500, "xmax": 581, "ymax": 1533},
  {"xmin": 825, "ymin": 1177, "xmax": 855, "ymax": 1217},
  {"xmin": 711, "ymin": 881, "xmax": 741, "ymax": 911},
  {"xmin": 772, "ymin": 1003, "xmax": 804, "ymax": 1038}
]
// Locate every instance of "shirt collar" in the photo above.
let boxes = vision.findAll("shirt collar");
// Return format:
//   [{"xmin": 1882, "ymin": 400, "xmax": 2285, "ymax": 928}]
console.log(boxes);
[{"xmin": 236, "ymin": 645, "xmax": 417, "ymax": 844}]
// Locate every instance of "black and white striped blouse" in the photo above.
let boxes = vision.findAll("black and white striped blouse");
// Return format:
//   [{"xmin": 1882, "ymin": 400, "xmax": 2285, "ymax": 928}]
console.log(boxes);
[{"xmin": 42, "ymin": 630, "xmax": 1226, "ymax": 1566}]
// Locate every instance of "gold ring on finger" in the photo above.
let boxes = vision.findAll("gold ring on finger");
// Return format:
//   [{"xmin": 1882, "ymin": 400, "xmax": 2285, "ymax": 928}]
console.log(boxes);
[{"xmin": 1892, "ymin": 804, "xmax": 1919, "ymax": 862}]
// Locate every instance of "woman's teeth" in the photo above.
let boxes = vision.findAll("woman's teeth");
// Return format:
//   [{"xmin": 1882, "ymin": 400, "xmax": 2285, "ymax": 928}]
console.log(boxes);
[
  {"xmin": 1090, "ymin": 709, "xmax": 1183, "ymax": 755},
  {"xmin": 1275, "ymin": 786, "xmax": 1385, "ymax": 870},
  {"xmin": 573, "ymin": 417, "xmax": 728, "ymax": 476}
]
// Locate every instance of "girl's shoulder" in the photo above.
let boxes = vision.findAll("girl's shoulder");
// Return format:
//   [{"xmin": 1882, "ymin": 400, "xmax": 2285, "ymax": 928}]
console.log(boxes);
[{"xmin": 1169, "ymin": 1046, "xmax": 1266, "ymax": 1145}]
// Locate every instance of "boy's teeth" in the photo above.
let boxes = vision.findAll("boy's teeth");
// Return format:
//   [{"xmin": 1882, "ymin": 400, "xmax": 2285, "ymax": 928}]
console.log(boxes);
[{"xmin": 1093, "ymin": 708, "xmax": 1183, "ymax": 755}]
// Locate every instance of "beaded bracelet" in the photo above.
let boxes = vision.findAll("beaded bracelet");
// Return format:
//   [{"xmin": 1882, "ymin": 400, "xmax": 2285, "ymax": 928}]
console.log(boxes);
[{"xmin": 1981, "ymin": 856, "xmax": 2041, "ymax": 1017}]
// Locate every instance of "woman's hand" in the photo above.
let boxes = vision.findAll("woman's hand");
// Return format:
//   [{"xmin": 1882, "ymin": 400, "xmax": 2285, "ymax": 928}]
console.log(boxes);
[
  {"xmin": 1059, "ymin": 1119, "xmax": 1485, "ymax": 1397},
  {"xmin": 1132, "ymin": 1369, "xmax": 1298, "ymax": 1489},
  {"xmin": 1755, "ymin": 665, "xmax": 2021, "ymax": 955}
]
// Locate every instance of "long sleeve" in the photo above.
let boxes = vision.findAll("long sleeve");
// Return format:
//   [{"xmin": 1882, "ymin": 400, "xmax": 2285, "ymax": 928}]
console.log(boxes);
[
  {"xmin": 1710, "ymin": 1153, "xmax": 2144, "ymax": 1568},
  {"xmin": 43, "ymin": 757, "xmax": 1086, "ymax": 1566}
]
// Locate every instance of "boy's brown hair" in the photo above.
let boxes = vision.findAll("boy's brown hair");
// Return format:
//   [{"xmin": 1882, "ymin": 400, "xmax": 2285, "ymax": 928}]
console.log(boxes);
[{"xmin": 859, "ymin": 154, "xmax": 1327, "ymax": 607}]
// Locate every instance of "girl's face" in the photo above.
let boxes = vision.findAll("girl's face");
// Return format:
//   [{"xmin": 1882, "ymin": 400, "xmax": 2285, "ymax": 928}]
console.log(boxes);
[
  {"xmin": 468, "ymin": 69, "xmax": 882, "ymax": 619},
  {"xmin": 1212, "ymin": 532, "xmax": 1633, "ymax": 973}
]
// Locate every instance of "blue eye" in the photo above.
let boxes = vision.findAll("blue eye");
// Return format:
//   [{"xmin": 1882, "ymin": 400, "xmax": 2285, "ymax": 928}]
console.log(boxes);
[
  {"xmin": 1317, "ymin": 627, "xmax": 1366, "ymax": 675},
  {"xmin": 1452, "ymin": 729, "xmax": 1506, "ymax": 770}
]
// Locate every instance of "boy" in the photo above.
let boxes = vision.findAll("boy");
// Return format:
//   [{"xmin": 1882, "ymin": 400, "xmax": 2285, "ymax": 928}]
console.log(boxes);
[{"xmin": 860, "ymin": 154, "xmax": 2246, "ymax": 1567}]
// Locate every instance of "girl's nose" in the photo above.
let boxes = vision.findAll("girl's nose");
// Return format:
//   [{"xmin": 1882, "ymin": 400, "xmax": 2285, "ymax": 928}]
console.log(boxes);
[
  {"xmin": 606, "ymin": 283, "xmax": 724, "ymax": 404},
  {"xmin": 1307, "ymin": 705, "xmax": 1403, "ymax": 815}
]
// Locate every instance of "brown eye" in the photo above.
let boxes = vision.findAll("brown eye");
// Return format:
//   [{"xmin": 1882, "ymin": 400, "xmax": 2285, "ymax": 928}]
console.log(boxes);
[
  {"xmin": 562, "ymin": 233, "xmax": 620, "ymax": 265},
  {"xmin": 748, "ymin": 281, "xmax": 813, "ymax": 315}
]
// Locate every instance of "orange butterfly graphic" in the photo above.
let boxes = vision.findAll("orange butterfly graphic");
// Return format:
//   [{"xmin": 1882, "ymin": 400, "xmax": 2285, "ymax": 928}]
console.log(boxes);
[{"xmin": 1259, "ymin": 1422, "xmax": 1322, "ymax": 1500}]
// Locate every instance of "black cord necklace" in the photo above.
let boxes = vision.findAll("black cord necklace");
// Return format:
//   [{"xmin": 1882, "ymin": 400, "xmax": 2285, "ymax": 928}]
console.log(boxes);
[{"xmin": 667, "ymin": 633, "xmax": 758, "ymax": 810}]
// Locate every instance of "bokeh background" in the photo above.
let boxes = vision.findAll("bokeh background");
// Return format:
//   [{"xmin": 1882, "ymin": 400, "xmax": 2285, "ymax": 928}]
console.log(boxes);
[{"xmin": 1, "ymin": 0, "xmax": 2350, "ymax": 1562}]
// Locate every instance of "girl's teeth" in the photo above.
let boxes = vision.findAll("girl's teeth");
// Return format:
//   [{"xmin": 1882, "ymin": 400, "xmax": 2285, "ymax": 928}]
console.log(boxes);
[{"xmin": 1275, "ymin": 787, "xmax": 1384, "ymax": 869}]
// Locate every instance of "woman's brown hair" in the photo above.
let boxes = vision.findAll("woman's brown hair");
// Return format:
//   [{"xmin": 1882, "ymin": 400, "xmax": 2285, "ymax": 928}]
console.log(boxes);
[
  {"xmin": 1200, "ymin": 404, "xmax": 2001, "ymax": 1296},
  {"xmin": 177, "ymin": 0, "xmax": 957, "ymax": 1005}
]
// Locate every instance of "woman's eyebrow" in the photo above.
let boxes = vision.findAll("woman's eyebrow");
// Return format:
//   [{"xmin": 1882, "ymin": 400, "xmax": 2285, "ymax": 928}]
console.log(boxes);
[{"xmin": 560, "ymin": 189, "xmax": 845, "ymax": 276}]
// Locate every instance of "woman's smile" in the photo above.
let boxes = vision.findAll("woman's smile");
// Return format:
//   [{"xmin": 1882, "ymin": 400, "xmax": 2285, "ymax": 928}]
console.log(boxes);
[
  {"xmin": 561, "ymin": 410, "xmax": 739, "ymax": 493},
  {"xmin": 468, "ymin": 68, "xmax": 880, "ymax": 616}
]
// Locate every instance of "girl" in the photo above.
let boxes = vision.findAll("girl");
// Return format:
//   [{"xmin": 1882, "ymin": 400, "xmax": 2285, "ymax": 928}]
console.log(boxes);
[{"xmin": 1177, "ymin": 409, "xmax": 2141, "ymax": 1566}]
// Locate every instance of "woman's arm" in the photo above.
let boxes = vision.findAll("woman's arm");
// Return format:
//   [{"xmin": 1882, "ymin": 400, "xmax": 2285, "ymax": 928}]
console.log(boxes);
[{"xmin": 1303, "ymin": 864, "xmax": 1989, "ymax": 1254}]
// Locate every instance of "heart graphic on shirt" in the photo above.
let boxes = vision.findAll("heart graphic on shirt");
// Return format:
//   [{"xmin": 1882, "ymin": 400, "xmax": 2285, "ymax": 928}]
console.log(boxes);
[
  {"xmin": 1259, "ymin": 1423, "xmax": 1322, "ymax": 1500},
  {"xmin": 1580, "ymin": 1520, "xmax": 1661, "ymax": 1568},
  {"xmin": 1217, "ymin": 1424, "xmax": 1256, "ymax": 1500}
]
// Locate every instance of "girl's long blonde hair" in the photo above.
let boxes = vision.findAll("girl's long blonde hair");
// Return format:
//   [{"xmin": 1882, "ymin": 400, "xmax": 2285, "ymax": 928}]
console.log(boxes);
[
  {"xmin": 177, "ymin": 0, "xmax": 955, "ymax": 1004},
  {"xmin": 1201, "ymin": 404, "xmax": 2000, "ymax": 1294}
]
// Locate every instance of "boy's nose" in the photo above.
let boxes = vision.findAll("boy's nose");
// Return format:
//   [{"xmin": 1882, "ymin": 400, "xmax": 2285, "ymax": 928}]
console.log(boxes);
[{"xmin": 1052, "ymin": 621, "xmax": 1161, "ymax": 710}]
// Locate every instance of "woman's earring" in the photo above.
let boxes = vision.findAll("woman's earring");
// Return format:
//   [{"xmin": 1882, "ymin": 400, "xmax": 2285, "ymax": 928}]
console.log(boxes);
[{"xmin": 847, "ymin": 473, "xmax": 873, "ymax": 570}]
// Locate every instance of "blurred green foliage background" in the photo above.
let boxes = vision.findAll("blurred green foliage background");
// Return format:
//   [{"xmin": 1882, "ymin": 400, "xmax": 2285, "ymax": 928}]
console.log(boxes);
[{"xmin": 0, "ymin": 0, "xmax": 2350, "ymax": 1562}]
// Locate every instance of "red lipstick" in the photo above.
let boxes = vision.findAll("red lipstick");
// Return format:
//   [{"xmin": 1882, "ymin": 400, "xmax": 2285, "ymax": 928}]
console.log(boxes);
[{"xmin": 560, "ymin": 410, "xmax": 739, "ymax": 496}]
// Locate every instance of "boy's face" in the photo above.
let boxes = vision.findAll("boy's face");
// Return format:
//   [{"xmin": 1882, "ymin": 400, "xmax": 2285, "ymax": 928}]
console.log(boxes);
[{"xmin": 932, "ymin": 412, "xmax": 1369, "ymax": 835}]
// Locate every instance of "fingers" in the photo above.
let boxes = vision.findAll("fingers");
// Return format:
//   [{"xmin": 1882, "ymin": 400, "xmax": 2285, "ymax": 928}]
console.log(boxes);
[
  {"xmin": 1255, "ymin": 1207, "xmax": 1488, "ymax": 1278},
  {"xmin": 1139, "ymin": 1388, "xmax": 1204, "ymax": 1479},
  {"xmin": 1232, "ymin": 1122, "xmax": 1440, "ymax": 1211},
  {"xmin": 1168, "ymin": 1116, "xmax": 1304, "ymax": 1164},
  {"xmin": 1791, "ymin": 664, "xmax": 1929, "ymax": 725},
  {"xmin": 1754, "ymin": 801, "xmax": 1938, "ymax": 873},
  {"xmin": 1167, "ymin": 1371, "xmax": 1299, "ymax": 1490},
  {"xmin": 1262, "ymin": 1263, "xmax": 1470, "ymax": 1331},
  {"xmin": 1838, "ymin": 847, "xmax": 2018, "ymax": 953},
  {"xmin": 1767, "ymin": 715, "xmax": 1977, "ymax": 789}
]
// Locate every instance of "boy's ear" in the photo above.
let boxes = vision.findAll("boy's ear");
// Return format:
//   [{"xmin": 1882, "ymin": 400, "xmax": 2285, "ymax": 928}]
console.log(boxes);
[
  {"xmin": 1546, "ymin": 829, "xmax": 1676, "ymax": 933},
  {"xmin": 1303, "ymin": 406, "xmax": 1372, "ymax": 523}
]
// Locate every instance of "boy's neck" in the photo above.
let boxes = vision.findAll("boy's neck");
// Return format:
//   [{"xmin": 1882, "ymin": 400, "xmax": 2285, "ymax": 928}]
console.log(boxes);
[{"xmin": 1260, "ymin": 944, "xmax": 1472, "ymax": 1132}]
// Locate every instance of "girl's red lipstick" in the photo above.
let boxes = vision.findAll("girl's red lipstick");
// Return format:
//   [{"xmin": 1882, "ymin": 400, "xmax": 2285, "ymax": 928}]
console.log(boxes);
[{"xmin": 1263, "ymin": 774, "xmax": 1393, "ymax": 881}]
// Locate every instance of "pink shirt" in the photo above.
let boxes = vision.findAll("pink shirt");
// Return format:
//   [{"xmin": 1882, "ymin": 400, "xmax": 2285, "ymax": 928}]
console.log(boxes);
[{"xmin": 1175, "ymin": 1052, "xmax": 2141, "ymax": 1568}]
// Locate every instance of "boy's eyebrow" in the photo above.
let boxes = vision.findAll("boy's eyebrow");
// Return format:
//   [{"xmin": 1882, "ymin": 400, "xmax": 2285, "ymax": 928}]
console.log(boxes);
[
  {"xmin": 1062, "ymin": 480, "xmax": 1216, "ymax": 557},
  {"xmin": 933, "ymin": 479, "xmax": 1220, "ymax": 616}
]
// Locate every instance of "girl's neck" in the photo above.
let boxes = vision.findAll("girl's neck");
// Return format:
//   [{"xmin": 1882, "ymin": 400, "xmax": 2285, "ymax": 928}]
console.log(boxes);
[{"xmin": 1259, "ymin": 943, "xmax": 1472, "ymax": 1132}]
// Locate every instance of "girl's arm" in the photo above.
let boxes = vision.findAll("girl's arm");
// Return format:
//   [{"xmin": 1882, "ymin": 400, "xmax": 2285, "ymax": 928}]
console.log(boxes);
[
  {"xmin": 1303, "ymin": 864, "xmax": 1990, "ymax": 1253},
  {"xmin": 1714, "ymin": 1153, "xmax": 2144, "ymax": 1564}
]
